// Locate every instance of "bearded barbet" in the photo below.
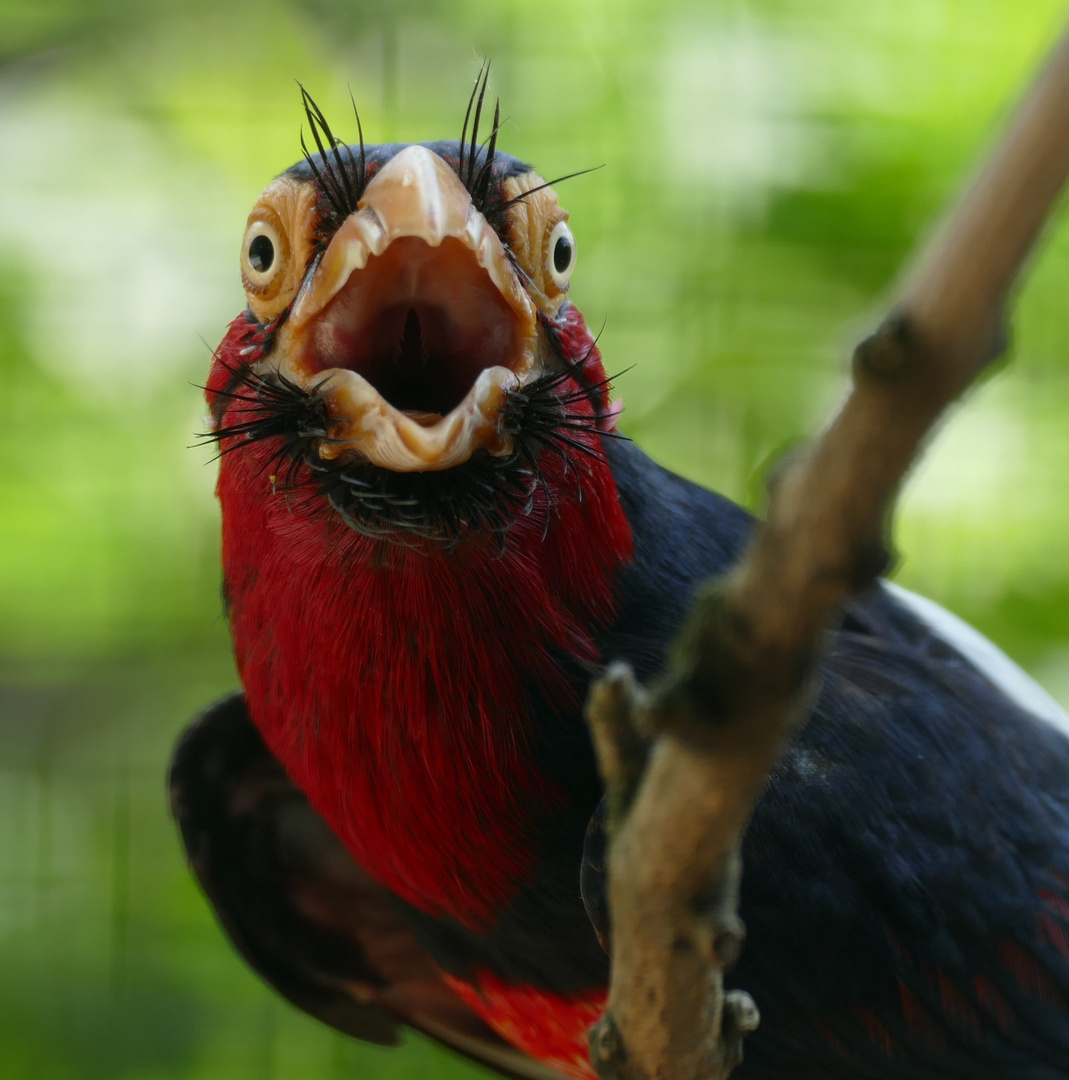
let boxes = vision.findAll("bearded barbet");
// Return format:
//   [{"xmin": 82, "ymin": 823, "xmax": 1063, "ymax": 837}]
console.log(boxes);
[{"xmin": 170, "ymin": 73, "xmax": 1069, "ymax": 1080}]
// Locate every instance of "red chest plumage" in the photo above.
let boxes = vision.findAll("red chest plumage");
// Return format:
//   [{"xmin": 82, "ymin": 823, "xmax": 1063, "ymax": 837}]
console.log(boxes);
[
  {"xmin": 447, "ymin": 972, "xmax": 605, "ymax": 1080},
  {"xmin": 217, "ymin": 395, "xmax": 631, "ymax": 926}
]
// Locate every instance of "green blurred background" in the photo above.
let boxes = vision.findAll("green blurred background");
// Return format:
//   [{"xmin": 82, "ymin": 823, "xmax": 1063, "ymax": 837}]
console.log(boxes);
[{"xmin": 3, "ymin": 0, "xmax": 1069, "ymax": 1076}]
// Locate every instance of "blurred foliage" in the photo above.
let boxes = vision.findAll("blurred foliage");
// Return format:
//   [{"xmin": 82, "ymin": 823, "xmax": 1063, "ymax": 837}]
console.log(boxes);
[{"xmin": 3, "ymin": 0, "xmax": 1069, "ymax": 1076}]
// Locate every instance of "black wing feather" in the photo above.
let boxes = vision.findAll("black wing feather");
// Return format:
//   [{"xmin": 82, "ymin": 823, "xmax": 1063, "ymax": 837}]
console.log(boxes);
[
  {"xmin": 585, "ymin": 441, "xmax": 1069, "ymax": 1080},
  {"xmin": 169, "ymin": 693, "xmax": 566, "ymax": 1080}
]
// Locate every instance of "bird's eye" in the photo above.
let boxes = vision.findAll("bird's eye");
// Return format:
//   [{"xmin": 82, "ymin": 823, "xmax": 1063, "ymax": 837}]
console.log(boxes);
[
  {"xmin": 241, "ymin": 219, "xmax": 285, "ymax": 293},
  {"xmin": 248, "ymin": 234, "xmax": 274, "ymax": 273},
  {"xmin": 546, "ymin": 220, "xmax": 576, "ymax": 289}
]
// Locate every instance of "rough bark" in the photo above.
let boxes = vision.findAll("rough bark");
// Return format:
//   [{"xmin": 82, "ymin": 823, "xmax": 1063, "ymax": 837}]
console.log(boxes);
[{"xmin": 585, "ymin": 24, "xmax": 1069, "ymax": 1080}]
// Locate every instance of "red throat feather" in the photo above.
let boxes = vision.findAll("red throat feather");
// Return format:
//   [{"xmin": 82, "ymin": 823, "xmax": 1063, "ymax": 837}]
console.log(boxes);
[{"xmin": 211, "ymin": 308, "xmax": 632, "ymax": 926}]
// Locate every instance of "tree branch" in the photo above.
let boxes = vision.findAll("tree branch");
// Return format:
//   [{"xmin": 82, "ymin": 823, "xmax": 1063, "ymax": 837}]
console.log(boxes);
[{"xmin": 586, "ymin": 23, "xmax": 1069, "ymax": 1080}]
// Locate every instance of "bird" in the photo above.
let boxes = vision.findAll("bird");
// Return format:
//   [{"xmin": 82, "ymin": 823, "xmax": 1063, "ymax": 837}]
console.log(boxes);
[{"xmin": 170, "ymin": 74, "xmax": 1069, "ymax": 1080}]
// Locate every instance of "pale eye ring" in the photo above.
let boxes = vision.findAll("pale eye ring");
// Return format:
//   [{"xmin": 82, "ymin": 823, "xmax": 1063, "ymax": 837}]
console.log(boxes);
[
  {"xmin": 546, "ymin": 220, "xmax": 576, "ymax": 289},
  {"xmin": 241, "ymin": 219, "xmax": 284, "ymax": 290}
]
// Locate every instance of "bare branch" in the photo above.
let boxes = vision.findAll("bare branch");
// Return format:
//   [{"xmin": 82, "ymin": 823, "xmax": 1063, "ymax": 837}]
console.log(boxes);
[{"xmin": 586, "ymin": 23, "xmax": 1069, "ymax": 1080}]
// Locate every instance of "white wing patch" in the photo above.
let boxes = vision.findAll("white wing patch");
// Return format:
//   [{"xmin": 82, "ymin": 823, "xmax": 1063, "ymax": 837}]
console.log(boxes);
[{"xmin": 882, "ymin": 581, "xmax": 1069, "ymax": 737}]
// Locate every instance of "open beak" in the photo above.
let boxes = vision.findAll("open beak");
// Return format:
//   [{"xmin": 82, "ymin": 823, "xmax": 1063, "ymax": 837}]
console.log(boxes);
[{"xmin": 268, "ymin": 145, "xmax": 539, "ymax": 472}]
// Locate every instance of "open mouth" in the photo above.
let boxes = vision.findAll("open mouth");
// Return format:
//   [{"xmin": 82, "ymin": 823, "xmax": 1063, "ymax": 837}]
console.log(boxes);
[
  {"xmin": 269, "ymin": 145, "xmax": 539, "ymax": 472},
  {"xmin": 310, "ymin": 236, "xmax": 525, "ymax": 416}
]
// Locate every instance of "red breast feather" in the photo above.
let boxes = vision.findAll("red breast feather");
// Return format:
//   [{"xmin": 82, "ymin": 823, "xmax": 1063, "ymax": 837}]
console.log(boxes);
[{"xmin": 211, "ymin": 305, "xmax": 632, "ymax": 927}]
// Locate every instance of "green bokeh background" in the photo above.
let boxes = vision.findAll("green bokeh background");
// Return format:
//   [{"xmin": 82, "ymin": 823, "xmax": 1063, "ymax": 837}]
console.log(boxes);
[{"xmin": 3, "ymin": 1, "xmax": 1069, "ymax": 1076}]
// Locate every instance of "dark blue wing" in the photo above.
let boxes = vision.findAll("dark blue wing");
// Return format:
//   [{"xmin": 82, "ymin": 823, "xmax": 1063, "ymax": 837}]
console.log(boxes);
[
  {"xmin": 735, "ymin": 615, "xmax": 1069, "ymax": 1080},
  {"xmin": 594, "ymin": 441, "xmax": 1069, "ymax": 1079}
]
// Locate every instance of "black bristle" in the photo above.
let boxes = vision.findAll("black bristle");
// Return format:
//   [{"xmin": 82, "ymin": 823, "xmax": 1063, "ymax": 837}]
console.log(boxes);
[
  {"xmin": 497, "ymin": 165, "xmax": 605, "ymax": 217},
  {"xmin": 349, "ymin": 87, "xmax": 367, "ymax": 198},
  {"xmin": 453, "ymin": 63, "xmax": 515, "ymax": 236},
  {"xmin": 203, "ymin": 352, "xmax": 626, "ymax": 549},
  {"xmin": 458, "ymin": 61, "xmax": 488, "ymax": 189},
  {"xmin": 473, "ymin": 98, "xmax": 501, "ymax": 208},
  {"xmin": 466, "ymin": 65, "xmax": 488, "ymax": 189},
  {"xmin": 298, "ymin": 84, "xmax": 368, "ymax": 241}
]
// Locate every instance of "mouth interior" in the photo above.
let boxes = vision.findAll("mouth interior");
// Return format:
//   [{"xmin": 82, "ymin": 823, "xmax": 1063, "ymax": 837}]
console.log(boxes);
[{"xmin": 307, "ymin": 236, "xmax": 522, "ymax": 417}]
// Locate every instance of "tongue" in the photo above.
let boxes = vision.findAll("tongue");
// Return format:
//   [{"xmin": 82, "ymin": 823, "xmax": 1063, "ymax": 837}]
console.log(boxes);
[
  {"xmin": 390, "ymin": 310, "xmax": 445, "ymax": 423},
  {"xmin": 395, "ymin": 308, "xmax": 428, "ymax": 383}
]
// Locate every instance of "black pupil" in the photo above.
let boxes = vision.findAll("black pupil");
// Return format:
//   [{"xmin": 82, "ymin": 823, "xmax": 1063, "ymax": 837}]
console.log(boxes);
[
  {"xmin": 248, "ymin": 234, "xmax": 275, "ymax": 274},
  {"xmin": 553, "ymin": 234, "xmax": 573, "ymax": 275}
]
